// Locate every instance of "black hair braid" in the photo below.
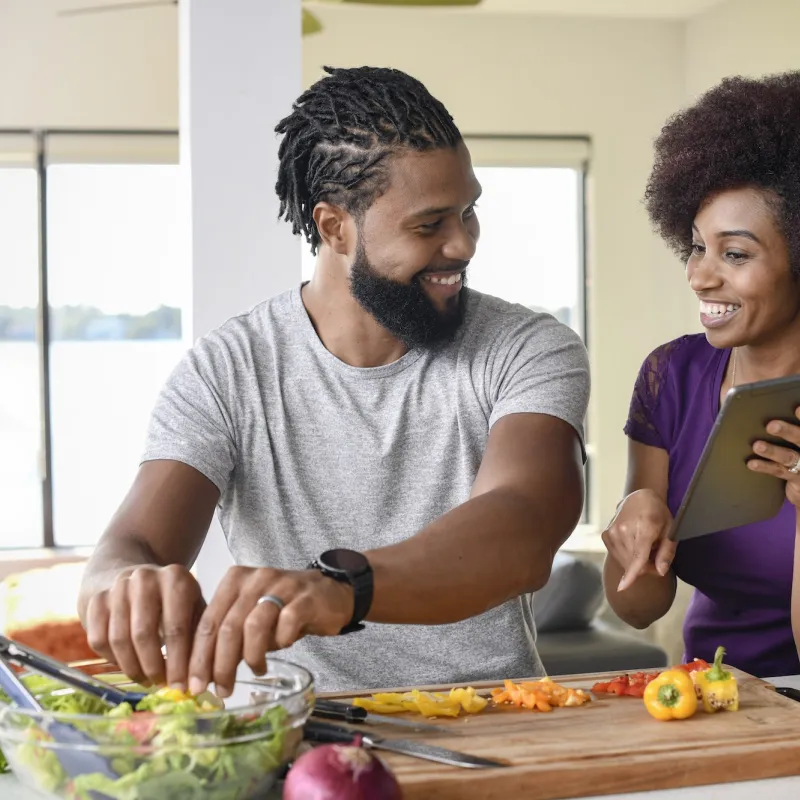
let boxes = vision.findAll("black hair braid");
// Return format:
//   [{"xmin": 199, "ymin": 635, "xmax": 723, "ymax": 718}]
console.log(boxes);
[{"xmin": 275, "ymin": 66, "xmax": 462, "ymax": 254}]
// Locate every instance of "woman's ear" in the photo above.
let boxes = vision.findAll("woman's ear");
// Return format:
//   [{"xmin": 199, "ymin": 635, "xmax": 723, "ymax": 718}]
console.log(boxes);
[{"xmin": 313, "ymin": 202, "xmax": 352, "ymax": 256}]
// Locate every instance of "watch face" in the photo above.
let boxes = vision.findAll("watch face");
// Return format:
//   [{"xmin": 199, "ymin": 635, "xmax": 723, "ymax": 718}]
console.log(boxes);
[{"xmin": 323, "ymin": 548, "xmax": 368, "ymax": 574}]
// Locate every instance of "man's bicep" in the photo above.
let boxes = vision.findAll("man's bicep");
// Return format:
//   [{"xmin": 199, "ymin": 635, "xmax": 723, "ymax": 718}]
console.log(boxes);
[
  {"xmin": 101, "ymin": 460, "xmax": 220, "ymax": 568},
  {"xmin": 471, "ymin": 413, "xmax": 585, "ymax": 530}
]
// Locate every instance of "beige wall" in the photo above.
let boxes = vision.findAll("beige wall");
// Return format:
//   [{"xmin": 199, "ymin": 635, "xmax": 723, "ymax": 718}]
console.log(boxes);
[
  {"xmin": 303, "ymin": 6, "xmax": 690, "ymax": 526},
  {"xmin": 0, "ymin": 3, "xmax": 177, "ymax": 128},
  {"xmin": 686, "ymin": 0, "xmax": 800, "ymax": 99}
]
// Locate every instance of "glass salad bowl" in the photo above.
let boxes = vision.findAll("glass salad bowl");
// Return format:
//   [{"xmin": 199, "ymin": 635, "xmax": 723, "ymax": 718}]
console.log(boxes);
[{"xmin": 0, "ymin": 659, "xmax": 314, "ymax": 800}]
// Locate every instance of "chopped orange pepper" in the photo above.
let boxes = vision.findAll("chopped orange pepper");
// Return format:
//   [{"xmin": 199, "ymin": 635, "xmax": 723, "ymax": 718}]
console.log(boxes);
[{"xmin": 491, "ymin": 677, "xmax": 590, "ymax": 712}]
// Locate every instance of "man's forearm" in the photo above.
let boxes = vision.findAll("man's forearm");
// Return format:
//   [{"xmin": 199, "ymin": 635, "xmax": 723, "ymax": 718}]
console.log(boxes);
[{"xmin": 364, "ymin": 487, "xmax": 578, "ymax": 625}]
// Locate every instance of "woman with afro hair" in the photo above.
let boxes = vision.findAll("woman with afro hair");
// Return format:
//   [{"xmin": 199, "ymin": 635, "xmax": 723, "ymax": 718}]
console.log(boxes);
[{"xmin": 602, "ymin": 71, "xmax": 800, "ymax": 678}]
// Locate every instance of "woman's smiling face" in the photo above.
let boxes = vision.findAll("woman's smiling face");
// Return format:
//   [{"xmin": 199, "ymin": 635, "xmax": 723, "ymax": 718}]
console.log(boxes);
[{"xmin": 687, "ymin": 186, "xmax": 800, "ymax": 349}]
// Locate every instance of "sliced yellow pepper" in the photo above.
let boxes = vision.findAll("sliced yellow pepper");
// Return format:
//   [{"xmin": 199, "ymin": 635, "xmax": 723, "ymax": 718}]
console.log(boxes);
[
  {"xmin": 353, "ymin": 686, "xmax": 487, "ymax": 717},
  {"xmin": 643, "ymin": 669, "xmax": 698, "ymax": 721},
  {"xmin": 449, "ymin": 687, "xmax": 488, "ymax": 713},
  {"xmin": 694, "ymin": 646, "xmax": 739, "ymax": 713},
  {"xmin": 370, "ymin": 692, "xmax": 407, "ymax": 705},
  {"xmin": 351, "ymin": 699, "xmax": 406, "ymax": 714}
]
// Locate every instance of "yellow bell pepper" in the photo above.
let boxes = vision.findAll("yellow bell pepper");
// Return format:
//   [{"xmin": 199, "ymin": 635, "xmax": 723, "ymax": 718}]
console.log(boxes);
[
  {"xmin": 643, "ymin": 669, "xmax": 698, "ymax": 721},
  {"xmin": 694, "ymin": 646, "xmax": 739, "ymax": 713}
]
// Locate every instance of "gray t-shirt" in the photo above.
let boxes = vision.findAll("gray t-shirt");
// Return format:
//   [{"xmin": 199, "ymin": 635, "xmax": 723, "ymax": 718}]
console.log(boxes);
[{"xmin": 142, "ymin": 286, "xmax": 590, "ymax": 691}]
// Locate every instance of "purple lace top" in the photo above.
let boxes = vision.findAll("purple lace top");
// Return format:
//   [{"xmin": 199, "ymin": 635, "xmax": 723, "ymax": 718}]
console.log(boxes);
[{"xmin": 625, "ymin": 333, "xmax": 799, "ymax": 678}]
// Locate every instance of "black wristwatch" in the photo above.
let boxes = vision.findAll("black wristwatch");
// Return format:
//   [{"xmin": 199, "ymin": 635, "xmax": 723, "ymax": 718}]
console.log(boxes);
[{"xmin": 308, "ymin": 549, "xmax": 373, "ymax": 635}]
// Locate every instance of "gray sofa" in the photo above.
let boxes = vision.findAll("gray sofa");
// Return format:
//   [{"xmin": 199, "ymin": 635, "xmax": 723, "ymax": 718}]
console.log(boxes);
[{"xmin": 533, "ymin": 551, "xmax": 668, "ymax": 675}]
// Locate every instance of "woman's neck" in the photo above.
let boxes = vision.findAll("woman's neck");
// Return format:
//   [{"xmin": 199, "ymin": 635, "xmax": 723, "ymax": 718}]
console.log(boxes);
[{"xmin": 734, "ymin": 322, "xmax": 800, "ymax": 385}]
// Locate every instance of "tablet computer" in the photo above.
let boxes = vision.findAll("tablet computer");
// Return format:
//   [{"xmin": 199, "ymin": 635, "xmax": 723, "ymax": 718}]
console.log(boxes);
[{"xmin": 669, "ymin": 373, "xmax": 800, "ymax": 543}]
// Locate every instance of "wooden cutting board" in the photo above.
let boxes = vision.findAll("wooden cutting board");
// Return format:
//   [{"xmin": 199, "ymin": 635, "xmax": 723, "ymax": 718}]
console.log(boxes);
[{"xmin": 326, "ymin": 668, "xmax": 800, "ymax": 799}]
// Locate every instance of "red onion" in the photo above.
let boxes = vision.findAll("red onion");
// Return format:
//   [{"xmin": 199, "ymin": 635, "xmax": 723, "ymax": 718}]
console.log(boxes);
[{"xmin": 283, "ymin": 740, "xmax": 402, "ymax": 800}]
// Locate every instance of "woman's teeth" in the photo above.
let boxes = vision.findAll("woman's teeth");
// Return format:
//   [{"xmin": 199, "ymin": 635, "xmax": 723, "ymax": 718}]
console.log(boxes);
[
  {"xmin": 701, "ymin": 301, "xmax": 741, "ymax": 317},
  {"xmin": 421, "ymin": 273, "xmax": 462, "ymax": 286}
]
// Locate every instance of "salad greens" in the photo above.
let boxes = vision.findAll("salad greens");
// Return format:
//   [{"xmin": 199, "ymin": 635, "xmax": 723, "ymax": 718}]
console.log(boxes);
[{"xmin": 0, "ymin": 675, "xmax": 291, "ymax": 800}]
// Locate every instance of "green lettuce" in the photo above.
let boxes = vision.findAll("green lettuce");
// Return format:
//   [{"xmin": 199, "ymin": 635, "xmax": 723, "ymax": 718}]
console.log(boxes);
[{"xmin": 0, "ymin": 676, "xmax": 290, "ymax": 799}]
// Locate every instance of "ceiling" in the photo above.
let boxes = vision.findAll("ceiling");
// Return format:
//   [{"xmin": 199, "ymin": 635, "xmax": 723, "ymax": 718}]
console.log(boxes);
[
  {"xmin": 474, "ymin": 0, "xmax": 727, "ymax": 18},
  {"xmin": 34, "ymin": 0, "xmax": 729, "ymax": 22}
]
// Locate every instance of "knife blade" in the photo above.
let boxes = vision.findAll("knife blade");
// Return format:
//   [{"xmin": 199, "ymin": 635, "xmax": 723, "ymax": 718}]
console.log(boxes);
[
  {"xmin": 312, "ymin": 698, "xmax": 455, "ymax": 734},
  {"xmin": 303, "ymin": 720, "xmax": 507, "ymax": 769}
]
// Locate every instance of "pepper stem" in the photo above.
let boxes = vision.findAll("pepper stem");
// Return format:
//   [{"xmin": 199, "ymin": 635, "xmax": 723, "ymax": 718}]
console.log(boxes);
[
  {"xmin": 705, "ymin": 646, "xmax": 730, "ymax": 683},
  {"xmin": 657, "ymin": 683, "xmax": 681, "ymax": 708}
]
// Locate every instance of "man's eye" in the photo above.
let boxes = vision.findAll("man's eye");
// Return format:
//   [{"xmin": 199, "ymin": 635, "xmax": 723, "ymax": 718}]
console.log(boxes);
[
  {"xmin": 464, "ymin": 204, "xmax": 478, "ymax": 218},
  {"xmin": 419, "ymin": 220, "xmax": 442, "ymax": 232}
]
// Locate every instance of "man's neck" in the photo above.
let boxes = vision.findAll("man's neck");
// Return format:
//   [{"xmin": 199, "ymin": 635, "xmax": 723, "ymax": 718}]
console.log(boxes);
[{"xmin": 301, "ymin": 261, "xmax": 408, "ymax": 368}]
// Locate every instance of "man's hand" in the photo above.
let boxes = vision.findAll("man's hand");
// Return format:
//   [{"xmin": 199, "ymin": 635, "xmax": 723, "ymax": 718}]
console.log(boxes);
[
  {"xmin": 84, "ymin": 564, "xmax": 206, "ymax": 690},
  {"xmin": 187, "ymin": 567, "xmax": 354, "ymax": 697}
]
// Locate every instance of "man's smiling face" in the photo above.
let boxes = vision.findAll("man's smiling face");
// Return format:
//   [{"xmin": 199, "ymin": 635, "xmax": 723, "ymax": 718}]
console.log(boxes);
[{"xmin": 348, "ymin": 142, "xmax": 482, "ymax": 348}]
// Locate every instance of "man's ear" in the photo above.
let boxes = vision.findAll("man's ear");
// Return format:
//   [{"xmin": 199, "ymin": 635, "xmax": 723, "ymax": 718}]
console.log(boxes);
[{"xmin": 313, "ymin": 202, "xmax": 353, "ymax": 256}]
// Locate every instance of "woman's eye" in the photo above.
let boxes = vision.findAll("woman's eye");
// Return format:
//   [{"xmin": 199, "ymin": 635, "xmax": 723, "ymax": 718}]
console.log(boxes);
[
  {"xmin": 691, "ymin": 243, "xmax": 705, "ymax": 255},
  {"xmin": 464, "ymin": 204, "xmax": 477, "ymax": 218},
  {"xmin": 726, "ymin": 250, "xmax": 748, "ymax": 261}
]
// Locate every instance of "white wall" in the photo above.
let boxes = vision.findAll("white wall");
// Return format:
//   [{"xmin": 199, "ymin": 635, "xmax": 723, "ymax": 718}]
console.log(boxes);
[
  {"xmin": 686, "ymin": 0, "xmax": 800, "ymax": 99},
  {"xmin": 179, "ymin": 0, "xmax": 303, "ymax": 597},
  {"xmin": 303, "ymin": 6, "xmax": 690, "ymax": 526}
]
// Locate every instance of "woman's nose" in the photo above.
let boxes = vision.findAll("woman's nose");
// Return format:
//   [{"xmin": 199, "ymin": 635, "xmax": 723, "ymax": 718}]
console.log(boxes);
[{"xmin": 687, "ymin": 254, "xmax": 722, "ymax": 292}]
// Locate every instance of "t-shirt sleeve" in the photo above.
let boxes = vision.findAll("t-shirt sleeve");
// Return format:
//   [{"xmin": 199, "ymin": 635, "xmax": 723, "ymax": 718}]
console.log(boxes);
[
  {"xmin": 487, "ymin": 314, "xmax": 590, "ymax": 456},
  {"xmin": 623, "ymin": 340, "xmax": 679, "ymax": 450},
  {"xmin": 140, "ymin": 336, "xmax": 237, "ymax": 494}
]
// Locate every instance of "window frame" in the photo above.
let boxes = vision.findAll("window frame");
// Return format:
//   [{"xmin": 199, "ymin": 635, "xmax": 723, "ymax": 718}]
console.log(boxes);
[
  {"xmin": 462, "ymin": 134, "xmax": 593, "ymax": 529},
  {"xmin": 0, "ymin": 130, "xmax": 594, "ymax": 557},
  {"xmin": 0, "ymin": 128, "xmax": 179, "ymax": 556}
]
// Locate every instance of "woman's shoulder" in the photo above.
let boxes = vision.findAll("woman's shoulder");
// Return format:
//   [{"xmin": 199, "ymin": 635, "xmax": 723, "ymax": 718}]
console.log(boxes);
[
  {"xmin": 625, "ymin": 334, "xmax": 723, "ymax": 447},
  {"xmin": 642, "ymin": 333, "xmax": 712, "ymax": 367},
  {"xmin": 638, "ymin": 333, "xmax": 722, "ymax": 388}
]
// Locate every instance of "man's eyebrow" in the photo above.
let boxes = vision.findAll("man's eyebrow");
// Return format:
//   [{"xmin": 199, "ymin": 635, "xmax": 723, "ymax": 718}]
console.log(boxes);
[{"xmin": 408, "ymin": 189, "xmax": 482, "ymax": 220}]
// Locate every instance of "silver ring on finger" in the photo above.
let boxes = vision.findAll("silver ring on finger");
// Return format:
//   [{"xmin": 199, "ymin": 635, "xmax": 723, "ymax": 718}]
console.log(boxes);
[
  {"xmin": 788, "ymin": 454, "xmax": 800, "ymax": 475},
  {"xmin": 256, "ymin": 594, "xmax": 286, "ymax": 612}
]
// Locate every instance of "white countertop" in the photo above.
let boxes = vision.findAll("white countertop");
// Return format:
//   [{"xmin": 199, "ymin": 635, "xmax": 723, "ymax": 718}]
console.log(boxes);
[{"xmin": 3, "ymin": 675, "xmax": 800, "ymax": 800}]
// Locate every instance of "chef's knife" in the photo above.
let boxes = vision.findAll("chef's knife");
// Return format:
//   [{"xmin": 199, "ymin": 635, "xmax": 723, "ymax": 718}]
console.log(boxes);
[
  {"xmin": 775, "ymin": 686, "xmax": 800, "ymax": 702},
  {"xmin": 303, "ymin": 719, "xmax": 507, "ymax": 769},
  {"xmin": 312, "ymin": 698, "xmax": 455, "ymax": 734}
]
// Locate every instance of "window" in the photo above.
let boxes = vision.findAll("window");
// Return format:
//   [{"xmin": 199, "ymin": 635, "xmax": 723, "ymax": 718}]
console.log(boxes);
[
  {"xmin": 0, "ymin": 137, "xmax": 41, "ymax": 549},
  {"xmin": 300, "ymin": 136, "xmax": 591, "ymax": 518},
  {"xmin": 0, "ymin": 131, "xmax": 184, "ymax": 549}
]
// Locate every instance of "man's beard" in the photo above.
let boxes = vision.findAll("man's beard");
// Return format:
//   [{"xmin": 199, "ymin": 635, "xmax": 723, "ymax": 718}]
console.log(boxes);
[{"xmin": 349, "ymin": 242, "xmax": 468, "ymax": 349}]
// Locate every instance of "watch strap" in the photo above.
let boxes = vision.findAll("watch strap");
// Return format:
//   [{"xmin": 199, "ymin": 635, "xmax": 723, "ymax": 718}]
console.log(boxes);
[{"xmin": 308, "ymin": 556, "xmax": 373, "ymax": 635}]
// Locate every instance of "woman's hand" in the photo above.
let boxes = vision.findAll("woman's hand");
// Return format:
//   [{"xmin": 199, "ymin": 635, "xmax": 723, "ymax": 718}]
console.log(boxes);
[
  {"xmin": 602, "ymin": 488, "xmax": 677, "ymax": 592},
  {"xmin": 748, "ymin": 407, "xmax": 800, "ymax": 508}
]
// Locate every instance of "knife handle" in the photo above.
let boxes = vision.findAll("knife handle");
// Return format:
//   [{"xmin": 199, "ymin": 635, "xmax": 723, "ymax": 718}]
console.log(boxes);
[
  {"xmin": 312, "ymin": 699, "xmax": 367, "ymax": 723},
  {"xmin": 304, "ymin": 719, "xmax": 360, "ymax": 745},
  {"xmin": 776, "ymin": 686, "xmax": 800, "ymax": 702}
]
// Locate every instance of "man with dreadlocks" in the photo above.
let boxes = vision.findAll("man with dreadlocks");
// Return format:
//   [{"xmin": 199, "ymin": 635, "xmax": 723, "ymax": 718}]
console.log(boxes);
[{"xmin": 78, "ymin": 66, "xmax": 589, "ymax": 694}]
